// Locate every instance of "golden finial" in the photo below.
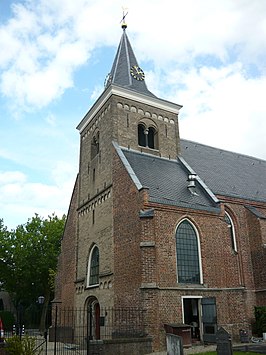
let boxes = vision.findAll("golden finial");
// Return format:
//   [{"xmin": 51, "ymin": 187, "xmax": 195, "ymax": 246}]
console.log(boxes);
[{"xmin": 120, "ymin": 7, "xmax": 128, "ymax": 30}]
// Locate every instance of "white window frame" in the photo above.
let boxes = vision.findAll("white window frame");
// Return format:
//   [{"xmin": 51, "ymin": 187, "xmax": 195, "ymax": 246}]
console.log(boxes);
[
  {"xmin": 175, "ymin": 218, "xmax": 203, "ymax": 285},
  {"xmin": 225, "ymin": 211, "xmax": 237, "ymax": 252},
  {"xmin": 86, "ymin": 245, "xmax": 100, "ymax": 288}
]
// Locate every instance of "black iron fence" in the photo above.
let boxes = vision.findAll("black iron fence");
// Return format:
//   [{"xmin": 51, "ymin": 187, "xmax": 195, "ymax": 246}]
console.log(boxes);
[
  {"xmin": 50, "ymin": 306, "xmax": 147, "ymax": 353},
  {"xmin": 1, "ymin": 306, "xmax": 149, "ymax": 354}
]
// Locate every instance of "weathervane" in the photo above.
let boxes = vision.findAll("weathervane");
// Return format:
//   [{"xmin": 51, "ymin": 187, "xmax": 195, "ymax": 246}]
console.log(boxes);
[{"xmin": 120, "ymin": 7, "xmax": 128, "ymax": 30}]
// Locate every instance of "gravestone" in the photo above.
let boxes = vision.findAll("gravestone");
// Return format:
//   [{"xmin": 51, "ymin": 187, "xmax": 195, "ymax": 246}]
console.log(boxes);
[
  {"xmin": 166, "ymin": 333, "xmax": 184, "ymax": 355},
  {"xmin": 216, "ymin": 327, "xmax": 233, "ymax": 355}
]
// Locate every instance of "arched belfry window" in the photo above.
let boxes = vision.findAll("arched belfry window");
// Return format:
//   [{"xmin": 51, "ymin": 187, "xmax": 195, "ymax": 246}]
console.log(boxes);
[
  {"xmin": 224, "ymin": 211, "xmax": 237, "ymax": 252},
  {"xmin": 176, "ymin": 220, "xmax": 202, "ymax": 284},
  {"xmin": 138, "ymin": 123, "xmax": 158, "ymax": 149},
  {"xmin": 148, "ymin": 127, "xmax": 156, "ymax": 149},
  {"xmin": 87, "ymin": 245, "xmax": 99, "ymax": 287},
  {"xmin": 138, "ymin": 124, "xmax": 146, "ymax": 147},
  {"xmin": 91, "ymin": 131, "xmax": 100, "ymax": 160}
]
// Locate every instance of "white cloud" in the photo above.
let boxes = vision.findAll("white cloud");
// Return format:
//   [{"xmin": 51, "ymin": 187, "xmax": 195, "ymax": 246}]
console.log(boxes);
[
  {"xmin": 0, "ymin": 171, "xmax": 26, "ymax": 184},
  {"xmin": 90, "ymin": 85, "xmax": 103, "ymax": 101},
  {"xmin": 0, "ymin": 0, "xmax": 121, "ymax": 109},
  {"xmin": 174, "ymin": 64, "xmax": 266, "ymax": 159},
  {"xmin": 131, "ymin": 0, "xmax": 266, "ymax": 68},
  {"xmin": 0, "ymin": 165, "xmax": 76, "ymax": 229},
  {"xmin": 1, "ymin": 0, "xmax": 266, "ymax": 111},
  {"xmin": 45, "ymin": 113, "xmax": 57, "ymax": 126},
  {"xmin": 52, "ymin": 160, "xmax": 77, "ymax": 187}
]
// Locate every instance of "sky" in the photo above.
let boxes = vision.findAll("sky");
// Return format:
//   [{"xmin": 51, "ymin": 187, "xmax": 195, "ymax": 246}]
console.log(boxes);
[{"xmin": 0, "ymin": 0, "xmax": 266, "ymax": 230}]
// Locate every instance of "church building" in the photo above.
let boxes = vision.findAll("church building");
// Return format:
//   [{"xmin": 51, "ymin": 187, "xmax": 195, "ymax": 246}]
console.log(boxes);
[{"xmin": 55, "ymin": 22, "xmax": 266, "ymax": 351}]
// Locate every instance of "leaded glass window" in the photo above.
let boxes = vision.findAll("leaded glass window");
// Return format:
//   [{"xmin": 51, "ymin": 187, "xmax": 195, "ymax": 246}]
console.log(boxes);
[
  {"xmin": 89, "ymin": 246, "xmax": 99, "ymax": 286},
  {"xmin": 176, "ymin": 220, "xmax": 201, "ymax": 284}
]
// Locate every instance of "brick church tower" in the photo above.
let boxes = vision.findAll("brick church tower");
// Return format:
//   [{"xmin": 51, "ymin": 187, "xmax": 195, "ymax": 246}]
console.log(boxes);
[
  {"xmin": 74, "ymin": 22, "xmax": 183, "ymax": 309},
  {"xmin": 55, "ymin": 21, "xmax": 266, "ymax": 352}
]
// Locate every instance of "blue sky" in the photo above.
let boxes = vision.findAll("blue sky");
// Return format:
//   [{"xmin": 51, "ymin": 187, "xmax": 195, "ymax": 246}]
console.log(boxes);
[{"xmin": 1, "ymin": 0, "xmax": 266, "ymax": 229}]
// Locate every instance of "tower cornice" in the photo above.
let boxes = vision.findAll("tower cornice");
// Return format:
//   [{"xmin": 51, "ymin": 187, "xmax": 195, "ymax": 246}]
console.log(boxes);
[{"xmin": 77, "ymin": 84, "xmax": 182, "ymax": 133}]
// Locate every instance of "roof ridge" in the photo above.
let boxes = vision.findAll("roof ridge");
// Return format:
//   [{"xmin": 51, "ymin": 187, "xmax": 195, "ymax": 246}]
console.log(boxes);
[{"xmin": 181, "ymin": 139, "xmax": 266, "ymax": 163}]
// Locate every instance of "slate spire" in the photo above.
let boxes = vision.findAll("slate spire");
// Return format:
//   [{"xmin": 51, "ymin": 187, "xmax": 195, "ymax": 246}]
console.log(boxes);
[{"xmin": 105, "ymin": 24, "xmax": 156, "ymax": 97}]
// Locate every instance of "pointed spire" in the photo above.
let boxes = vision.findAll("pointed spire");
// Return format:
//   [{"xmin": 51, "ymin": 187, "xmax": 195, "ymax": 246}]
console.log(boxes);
[{"xmin": 105, "ymin": 24, "xmax": 156, "ymax": 98}]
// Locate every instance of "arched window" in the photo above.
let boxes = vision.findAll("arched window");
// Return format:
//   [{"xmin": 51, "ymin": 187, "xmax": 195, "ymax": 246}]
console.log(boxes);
[
  {"xmin": 224, "ymin": 211, "xmax": 237, "ymax": 252},
  {"xmin": 91, "ymin": 132, "xmax": 100, "ymax": 160},
  {"xmin": 138, "ymin": 123, "xmax": 158, "ymax": 149},
  {"xmin": 138, "ymin": 124, "xmax": 146, "ymax": 147},
  {"xmin": 176, "ymin": 220, "xmax": 202, "ymax": 284},
  {"xmin": 148, "ymin": 127, "xmax": 156, "ymax": 149},
  {"xmin": 87, "ymin": 245, "xmax": 99, "ymax": 287}
]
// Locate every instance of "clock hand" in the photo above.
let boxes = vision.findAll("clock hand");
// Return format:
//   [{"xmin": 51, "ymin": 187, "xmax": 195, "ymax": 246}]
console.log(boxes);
[{"xmin": 135, "ymin": 66, "xmax": 141, "ymax": 74}]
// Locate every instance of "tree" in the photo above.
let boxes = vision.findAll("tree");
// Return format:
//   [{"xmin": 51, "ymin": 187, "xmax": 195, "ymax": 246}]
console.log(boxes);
[
  {"xmin": 0, "ymin": 219, "xmax": 11, "ymax": 288},
  {"xmin": 0, "ymin": 214, "xmax": 65, "ymax": 309}
]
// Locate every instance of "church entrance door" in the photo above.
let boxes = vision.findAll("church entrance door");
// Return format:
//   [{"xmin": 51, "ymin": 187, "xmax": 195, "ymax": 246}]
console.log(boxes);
[
  {"xmin": 182, "ymin": 297, "xmax": 201, "ymax": 342},
  {"xmin": 87, "ymin": 297, "xmax": 101, "ymax": 340}
]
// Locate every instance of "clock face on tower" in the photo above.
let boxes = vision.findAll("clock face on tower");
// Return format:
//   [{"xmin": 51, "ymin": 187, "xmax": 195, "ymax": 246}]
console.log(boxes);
[{"xmin": 130, "ymin": 65, "xmax": 145, "ymax": 81}]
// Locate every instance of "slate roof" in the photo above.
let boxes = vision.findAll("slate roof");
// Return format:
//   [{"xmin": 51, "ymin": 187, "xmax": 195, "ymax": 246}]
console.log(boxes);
[
  {"xmin": 105, "ymin": 28, "xmax": 156, "ymax": 98},
  {"xmin": 180, "ymin": 139, "xmax": 266, "ymax": 203},
  {"xmin": 121, "ymin": 147, "xmax": 220, "ymax": 213},
  {"xmin": 116, "ymin": 139, "xmax": 266, "ymax": 212}
]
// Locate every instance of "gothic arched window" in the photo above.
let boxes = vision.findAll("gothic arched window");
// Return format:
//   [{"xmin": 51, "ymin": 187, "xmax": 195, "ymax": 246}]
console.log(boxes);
[
  {"xmin": 87, "ymin": 245, "xmax": 99, "ymax": 287},
  {"xmin": 176, "ymin": 220, "xmax": 202, "ymax": 284},
  {"xmin": 224, "ymin": 211, "xmax": 237, "ymax": 252}
]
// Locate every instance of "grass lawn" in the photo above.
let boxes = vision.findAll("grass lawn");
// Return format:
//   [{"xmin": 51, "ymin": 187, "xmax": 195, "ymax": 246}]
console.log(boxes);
[{"xmin": 193, "ymin": 352, "xmax": 262, "ymax": 355}]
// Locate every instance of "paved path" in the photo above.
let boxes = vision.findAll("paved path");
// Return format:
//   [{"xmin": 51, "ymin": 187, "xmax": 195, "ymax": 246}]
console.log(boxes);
[
  {"xmin": 233, "ymin": 343, "xmax": 266, "ymax": 354},
  {"xmin": 148, "ymin": 342, "xmax": 266, "ymax": 354}
]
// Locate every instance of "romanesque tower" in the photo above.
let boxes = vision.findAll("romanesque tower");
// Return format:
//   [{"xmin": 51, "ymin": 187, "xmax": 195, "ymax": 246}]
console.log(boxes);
[{"xmin": 74, "ymin": 22, "xmax": 182, "ymax": 311}]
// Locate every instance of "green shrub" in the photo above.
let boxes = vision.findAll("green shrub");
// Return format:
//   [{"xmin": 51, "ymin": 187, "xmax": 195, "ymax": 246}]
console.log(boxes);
[
  {"xmin": 0, "ymin": 311, "xmax": 15, "ymax": 331},
  {"xmin": 5, "ymin": 335, "xmax": 41, "ymax": 355},
  {"xmin": 254, "ymin": 306, "xmax": 266, "ymax": 336}
]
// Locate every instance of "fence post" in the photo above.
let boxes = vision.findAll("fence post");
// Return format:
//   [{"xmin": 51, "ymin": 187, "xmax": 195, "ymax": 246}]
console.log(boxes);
[
  {"xmin": 17, "ymin": 303, "xmax": 23, "ymax": 340},
  {"xmin": 44, "ymin": 330, "xmax": 48, "ymax": 355},
  {"xmin": 51, "ymin": 301, "xmax": 61, "ymax": 355},
  {"xmin": 87, "ymin": 304, "xmax": 92, "ymax": 355},
  {"xmin": 54, "ymin": 305, "xmax": 58, "ymax": 355}
]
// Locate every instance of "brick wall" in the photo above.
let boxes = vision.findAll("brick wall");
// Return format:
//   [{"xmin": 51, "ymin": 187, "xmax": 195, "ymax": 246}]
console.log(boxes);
[
  {"xmin": 246, "ymin": 207, "xmax": 266, "ymax": 305},
  {"xmin": 54, "ymin": 175, "xmax": 78, "ymax": 309},
  {"xmin": 113, "ymin": 147, "xmax": 144, "ymax": 308},
  {"xmin": 112, "ymin": 148, "xmax": 263, "ymax": 350}
]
